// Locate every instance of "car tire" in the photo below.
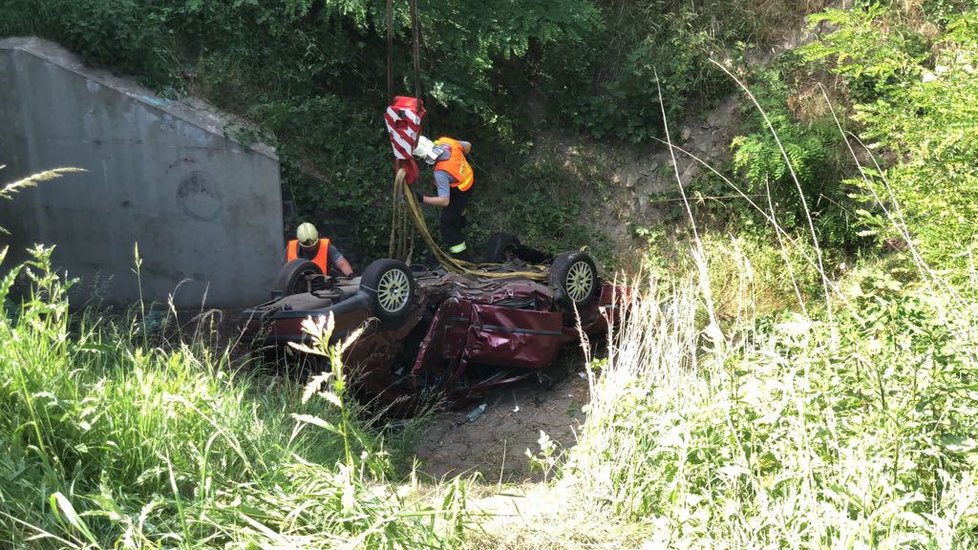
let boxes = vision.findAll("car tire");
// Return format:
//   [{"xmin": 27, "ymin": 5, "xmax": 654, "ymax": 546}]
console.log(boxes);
[
  {"xmin": 360, "ymin": 259, "xmax": 416, "ymax": 323},
  {"xmin": 481, "ymin": 232, "xmax": 521, "ymax": 263},
  {"xmin": 272, "ymin": 259, "xmax": 324, "ymax": 297},
  {"xmin": 550, "ymin": 251, "xmax": 598, "ymax": 309}
]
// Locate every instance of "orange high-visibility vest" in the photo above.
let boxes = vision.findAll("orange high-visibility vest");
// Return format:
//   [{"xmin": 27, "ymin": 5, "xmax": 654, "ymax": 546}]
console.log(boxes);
[
  {"xmin": 287, "ymin": 238, "xmax": 330, "ymax": 275},
  {"xmin": 433, "ymin": 137, "xmax": 474, "ymax": 192}
]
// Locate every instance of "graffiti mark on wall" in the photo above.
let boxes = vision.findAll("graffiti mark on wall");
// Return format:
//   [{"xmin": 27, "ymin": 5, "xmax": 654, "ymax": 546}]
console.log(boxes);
[{"xmin": 177, "ymin": 170, "xmax": 222, "ymax": 221}]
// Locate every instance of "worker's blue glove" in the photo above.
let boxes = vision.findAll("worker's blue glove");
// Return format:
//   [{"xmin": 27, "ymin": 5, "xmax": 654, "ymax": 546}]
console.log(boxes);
[{"xmin": 414, "ymin": 191, "xmax": 424, "ymax": 204}]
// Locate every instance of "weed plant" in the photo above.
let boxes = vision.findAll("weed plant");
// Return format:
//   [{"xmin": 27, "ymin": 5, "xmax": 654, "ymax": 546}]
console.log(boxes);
[
  {"xmin": 0, "ymin": 244, "xmax": 466, "ymax": 547},
  {"xmin": 555, "ymin": 8, "xmax": 978, "ymax": 543},
  {"xmin": 565, "ymin": 246, "xmax": 978, "ymax": 546}
]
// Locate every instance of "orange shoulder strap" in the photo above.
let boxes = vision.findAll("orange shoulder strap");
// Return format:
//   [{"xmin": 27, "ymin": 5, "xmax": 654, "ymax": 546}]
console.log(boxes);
[{"xmin": 312, "ymin": 238, "xmax": 330, "ymax": 275}]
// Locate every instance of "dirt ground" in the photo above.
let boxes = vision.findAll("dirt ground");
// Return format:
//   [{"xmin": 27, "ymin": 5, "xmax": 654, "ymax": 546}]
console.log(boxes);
[{"xmin": 412, "ymin": 361, "xmax": 591, "ymax": 484}]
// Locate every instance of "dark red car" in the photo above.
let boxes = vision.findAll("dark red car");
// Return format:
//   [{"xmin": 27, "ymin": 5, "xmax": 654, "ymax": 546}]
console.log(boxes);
[{"xmin": 239, "ymin": 234, "xmax": 618, "ymax": 407}]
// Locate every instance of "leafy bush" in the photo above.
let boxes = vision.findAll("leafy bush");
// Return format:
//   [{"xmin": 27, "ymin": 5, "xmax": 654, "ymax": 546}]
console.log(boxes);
[
  {"xmin": 536, "ymin": 0, "xmax": 832, "ymax": 144},
  {"xmin": 537, "ymin": 1, "xmax": 733, "ymax": 143},
  {"xmin": 726, "ymin": 66, "xmax": 854, "ymax": 248},
  {"xmin": 799, "ymin": 7, "xmax": 978, "ymax": 281},
  {"xmin": 0, "ymin": 0, "xmax": 176, "ymax": 84}
]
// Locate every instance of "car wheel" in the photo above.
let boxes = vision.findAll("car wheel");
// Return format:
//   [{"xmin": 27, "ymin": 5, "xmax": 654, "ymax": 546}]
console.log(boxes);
[
  {"xmin": 360, "ymin": 259, "xmax": 416, "ymax": 322},
  {"xmin": 550, "ymin": 251, "xmax": 598, "ymax": 309},
  {"xmin": 272, "ymin": 259, "xmax": 324, "ymax": 297},
  {"xmin": 481, "ymin": 232, "xmax": 521, "ymax": 263}
]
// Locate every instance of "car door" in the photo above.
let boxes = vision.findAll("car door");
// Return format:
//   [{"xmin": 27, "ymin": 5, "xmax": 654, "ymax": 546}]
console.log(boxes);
[{"xmin": 462, "ymin": 302, "xmax": 563, "ymax": 369}]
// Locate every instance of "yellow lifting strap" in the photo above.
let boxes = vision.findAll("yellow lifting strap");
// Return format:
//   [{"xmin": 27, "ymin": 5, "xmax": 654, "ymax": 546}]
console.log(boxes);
[
  {"xmin": 391, "ymin": 168, "xmax": 549, "ymax": 281},
  {"xmin": 388, "ymin": 167, "xmax": 415, "ymax": 263}
]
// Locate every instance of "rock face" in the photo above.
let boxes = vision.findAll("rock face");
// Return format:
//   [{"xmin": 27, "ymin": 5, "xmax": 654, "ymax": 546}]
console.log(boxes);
[
  {"xmin": 530, "ymin": 93, "xmax": 743, "ymax": 265},
  {"xmin": 0, "ymin": 37, "xmax": 283, "ymax": 308}
]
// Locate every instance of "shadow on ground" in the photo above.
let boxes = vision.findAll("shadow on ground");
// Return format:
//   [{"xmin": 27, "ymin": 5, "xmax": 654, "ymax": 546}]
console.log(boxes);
[{"xmin": 412, "ymin": 357, "xmax": 590, "ymax": 484}]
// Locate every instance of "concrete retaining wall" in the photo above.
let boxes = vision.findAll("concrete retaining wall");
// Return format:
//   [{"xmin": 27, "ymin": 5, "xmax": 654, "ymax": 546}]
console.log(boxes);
[{"xmin": 0, "ymin": 37, "xmax": 284, "ymax": 308}]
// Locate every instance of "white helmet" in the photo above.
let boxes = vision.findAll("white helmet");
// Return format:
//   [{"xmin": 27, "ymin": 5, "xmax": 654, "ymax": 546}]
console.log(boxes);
[
  {"xmin": 296, "ymin": 222, "xmax": 319, "ymax": 248},
  {"xmin": 412, "ymin": 136, "xmax": 442, "ymax": 165}
]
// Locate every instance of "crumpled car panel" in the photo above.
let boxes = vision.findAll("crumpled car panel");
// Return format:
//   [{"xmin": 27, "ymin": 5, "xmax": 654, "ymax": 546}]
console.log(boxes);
[{"xmin": 463, "ymin": 303, "xmax": 562, "ymax": 369}]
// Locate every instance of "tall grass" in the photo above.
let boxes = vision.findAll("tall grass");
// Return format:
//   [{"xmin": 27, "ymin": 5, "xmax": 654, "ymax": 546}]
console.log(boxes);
[
  {"xmin": 0, "ymin": 245, "xmax": 466, "ymax": 548},
  {"xmin": 0, "ymin": 166, "xmax": 84, "ymax": 235},
  {"xmin": 563, "ymin": 250, "xmax": 978, "ymax": 546},
  {"xmin": 554, "ymin": 58, "xmax": 978, "ymax": 546}
]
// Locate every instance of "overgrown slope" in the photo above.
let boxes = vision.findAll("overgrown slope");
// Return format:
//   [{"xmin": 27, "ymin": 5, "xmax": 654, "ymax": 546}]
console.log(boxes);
[{"xmin": 0, "ymin": 0, "xmax": 823, "ymax": 262}]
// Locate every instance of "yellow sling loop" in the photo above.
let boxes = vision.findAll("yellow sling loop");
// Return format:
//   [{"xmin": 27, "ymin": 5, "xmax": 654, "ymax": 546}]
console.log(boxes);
[
  {"xmin": 388, "ymin": 167, "xmax": 415, "ymax": 263},
  {"xmin": 380, "ymin": 6, "xmax": 552, "ymax": 281},
  {"xmin": 392, "ymin": 168, "xmax": 549, "ymax": 280}
]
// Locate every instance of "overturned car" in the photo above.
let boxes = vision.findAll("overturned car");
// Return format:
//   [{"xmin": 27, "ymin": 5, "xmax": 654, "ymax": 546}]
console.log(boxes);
[{"xmin": 239, "ymin": 234, "xmax": 618, "ymax": 407}]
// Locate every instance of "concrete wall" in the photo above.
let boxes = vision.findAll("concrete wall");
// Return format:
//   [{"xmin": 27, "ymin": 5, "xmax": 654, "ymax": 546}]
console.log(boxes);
[{"xmin": 0, "ymin": 37, "xmax": 284, "ymax": 308}]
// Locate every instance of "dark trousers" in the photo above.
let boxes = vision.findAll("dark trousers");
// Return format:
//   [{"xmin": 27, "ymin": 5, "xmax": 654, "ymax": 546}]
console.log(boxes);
[{"xmin": 440, "ymin": 187, "xmax": 471, "ymax": 259}]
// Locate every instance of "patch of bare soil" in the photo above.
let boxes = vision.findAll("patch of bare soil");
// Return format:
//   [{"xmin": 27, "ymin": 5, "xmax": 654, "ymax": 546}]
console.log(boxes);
[
  {"xmin": 465, "ymin": 483, "xmax": 645, "ymax": 550},
  {"xmin": 414, "ymin": 362, "xmax": 590, "ymax": 483}
]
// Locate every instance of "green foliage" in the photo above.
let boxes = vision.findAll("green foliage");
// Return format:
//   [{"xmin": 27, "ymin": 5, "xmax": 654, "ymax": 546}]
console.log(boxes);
[
  {"xmin": 0, "ymin": 0, "xmax": 177, "ymax": 85},
  {"xmin": 421, "ymin": 0, "xmax": 602, "ymax": 130},
  {"xmin": 1, "ymin": 0, "xmax": 619, "ymax": 259},
  {"xmin": 0, "ymin": 0, "xmax": 808, "ymax": 260},
  {"xmin": 538, "ymin": 1, "xmax": 736, "ymax": 143},
  {"xmin": 800, "ymin": 6, "xmax": 978, "ymax": 280},
  {"xmin": 536, "ymin": 0, "xmax": 831, "ymax": 144},
  {"xmin": 0, "ymin": 247, "xmax": 467, "ymax": 547},
  {"xmin": 802, "ymin": 5, "xmax": 931, "ymax": 101},
  {"xmin": 466, "ymin": 151, "xmax": 613, "ymax": 263},
  {"xmin": 726, "ymin": 66, "xmax": 854, "ymax": 248},
  {"xmin": 564, "ymin": 252, "xmax": 978, "ymax": 545}
]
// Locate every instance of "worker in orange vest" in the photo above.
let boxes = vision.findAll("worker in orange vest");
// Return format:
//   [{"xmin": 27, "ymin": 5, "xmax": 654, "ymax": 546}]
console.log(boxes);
[
  {"xmin": 412, "ymin": 135, "xmax": 474, "ymax": 261},
  {"xmin": 284, "ymin": 222, "xmax": 354, "ymax": 277}
]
